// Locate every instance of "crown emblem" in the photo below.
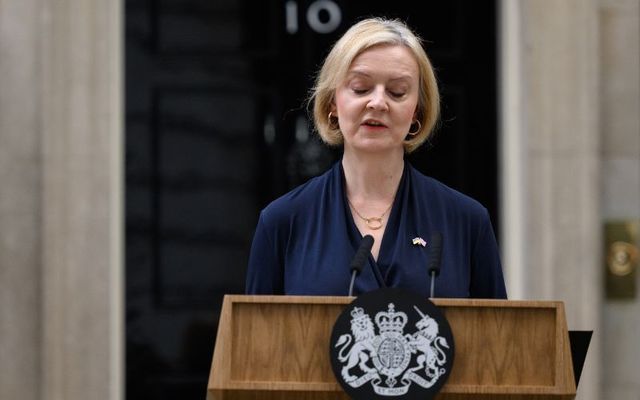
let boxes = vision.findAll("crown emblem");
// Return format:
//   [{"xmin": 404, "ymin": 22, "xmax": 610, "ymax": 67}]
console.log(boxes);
[
  {"xmin": 332, "ymin": 290, "xmax": 454, "ymax": 396},
  {"xmin": 350, "ymin": 307, "xmax": 369, "ymax": 323},
  {"xmin": 375, "ymin": 303, "xmax": 408, "ymax": 334}
]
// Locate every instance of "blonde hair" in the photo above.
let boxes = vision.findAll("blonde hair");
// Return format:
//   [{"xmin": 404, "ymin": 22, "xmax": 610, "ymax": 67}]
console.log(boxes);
[{"xmin": 311, "ymin": 17, "xmax": 440, "ymax": 153}]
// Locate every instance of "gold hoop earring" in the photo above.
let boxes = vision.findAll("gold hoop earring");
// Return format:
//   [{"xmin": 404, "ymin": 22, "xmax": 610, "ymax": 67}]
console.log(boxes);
[{"xmin": 408, "ymin": 120, "xmax": 422, "ymax": 135}]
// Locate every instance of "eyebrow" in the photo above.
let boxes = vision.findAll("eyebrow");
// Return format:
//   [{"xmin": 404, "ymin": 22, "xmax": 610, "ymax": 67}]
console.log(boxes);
[{"xmin": 346, "ymin": 70, "xmax": 413, "ymax": 82}]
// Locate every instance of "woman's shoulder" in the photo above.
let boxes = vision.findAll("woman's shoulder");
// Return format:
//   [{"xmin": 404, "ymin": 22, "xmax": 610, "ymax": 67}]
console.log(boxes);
[
  {"xmin": 260, "ymin": 163, "xmax": 337, "ymax": 224},
  {"xmin": 408, "ymin": 164, "xmax": 489, "ymax": 220}
]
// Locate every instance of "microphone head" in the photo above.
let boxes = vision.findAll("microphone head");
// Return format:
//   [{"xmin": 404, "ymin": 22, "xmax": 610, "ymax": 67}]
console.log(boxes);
[
  {"xmin": 350, "ymin": 235, "xmax": 374, "ymax": 274},
  {"xmin": 427, "ymin": 232, "xmax": 443, "ymax": 276},
  {"xmin": 430, "ymin": 232, "xmax": 442, "ymax": 248},
  {"xmin": 361, "ymin": 234, "xmax": 374, "ymax": 249}
]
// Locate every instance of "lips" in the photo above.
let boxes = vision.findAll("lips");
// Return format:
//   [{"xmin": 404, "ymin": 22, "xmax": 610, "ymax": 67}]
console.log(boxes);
[{"xmin": 362, "ymin": 118, "xmax": 387, "ymax": 128}]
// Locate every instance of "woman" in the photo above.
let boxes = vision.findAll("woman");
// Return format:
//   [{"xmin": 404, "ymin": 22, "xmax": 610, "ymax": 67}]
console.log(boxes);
[{"xmin": 245, "ymin": 18, "xmax": 506, "ymax": 298}]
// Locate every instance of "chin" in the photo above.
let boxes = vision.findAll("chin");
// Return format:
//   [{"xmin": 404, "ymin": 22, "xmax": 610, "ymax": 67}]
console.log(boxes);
[{"xmin": 350, "ymin": 141, "xmax": 403, "ymax": 155}]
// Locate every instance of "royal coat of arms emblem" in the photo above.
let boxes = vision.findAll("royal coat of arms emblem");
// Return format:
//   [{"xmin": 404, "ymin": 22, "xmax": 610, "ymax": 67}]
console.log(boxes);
[{"xmin": 330, "ymin": 288, "xmax": 454, "ymax": 399}]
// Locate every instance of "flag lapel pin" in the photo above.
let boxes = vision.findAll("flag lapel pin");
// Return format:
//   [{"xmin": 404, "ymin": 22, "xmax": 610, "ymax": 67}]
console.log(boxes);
[{"xmin": 412, "ymin": 237, "xmax": 427, "ymax": 247}]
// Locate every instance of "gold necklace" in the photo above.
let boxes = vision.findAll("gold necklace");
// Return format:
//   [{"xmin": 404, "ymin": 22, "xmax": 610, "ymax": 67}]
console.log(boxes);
[{"xmin": 347, "ymin": 197, "xmax": 393, "ymax": 230}]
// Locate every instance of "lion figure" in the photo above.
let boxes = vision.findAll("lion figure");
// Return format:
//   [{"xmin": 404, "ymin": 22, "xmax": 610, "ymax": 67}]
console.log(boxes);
[{"xmin": 335, "ymin": 307, "xmax": 377, "ymax": 382}]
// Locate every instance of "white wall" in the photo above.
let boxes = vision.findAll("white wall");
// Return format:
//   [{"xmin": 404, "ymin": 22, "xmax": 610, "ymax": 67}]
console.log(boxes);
[
  {"xmin": 599, "ymin": 0, "xmax": 640, "ymax": 398},
  {"xmin": 0, "ymin": 0, "xmax": 123, "ymax": 399},
  {"xmin": 501, "ymin": 0, "xmax": 640, "ymax": 399}
]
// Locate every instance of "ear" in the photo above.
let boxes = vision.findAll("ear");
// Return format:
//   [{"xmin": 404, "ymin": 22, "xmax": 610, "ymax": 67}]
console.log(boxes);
[
  {"xmin": 412, "ymin": 108, "xmax": 423, "ymax": 124},
  {"xmin": 330, "ymin": 97, "xmax": 337, "ymax": 112}
]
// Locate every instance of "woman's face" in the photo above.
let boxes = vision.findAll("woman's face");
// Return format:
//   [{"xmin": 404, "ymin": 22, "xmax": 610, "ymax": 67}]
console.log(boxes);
[{"xmin": 333, "ymin": 44, "xmax": 420, "ymax": 155}]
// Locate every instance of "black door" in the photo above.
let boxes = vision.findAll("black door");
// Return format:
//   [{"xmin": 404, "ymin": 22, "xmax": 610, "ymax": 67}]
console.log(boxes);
[{"xmin": 125, "ymin": 1, "xmax": 497, "ymax": 398}]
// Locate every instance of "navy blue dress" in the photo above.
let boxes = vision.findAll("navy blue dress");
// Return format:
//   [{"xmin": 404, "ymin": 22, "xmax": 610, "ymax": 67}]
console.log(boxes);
[{"xmin": 246, "ymin": 161, "xmax": 507, "ymax": 299}]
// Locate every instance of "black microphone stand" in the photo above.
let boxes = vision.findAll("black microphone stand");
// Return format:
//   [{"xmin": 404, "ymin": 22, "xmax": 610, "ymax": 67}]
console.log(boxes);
[{"xmin": 348, "ymin": 270, "xmax": 358, "ymax": 297}]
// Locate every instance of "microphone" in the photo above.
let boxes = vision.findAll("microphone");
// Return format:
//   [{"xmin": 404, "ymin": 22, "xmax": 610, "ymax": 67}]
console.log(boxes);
[
  {"xmin": 428, "ymin": 232, "xmax": 443, "ymax": 298},
  {"xmin": 349, "ymin": 235, "xmax": 374, "ymax": 296}
]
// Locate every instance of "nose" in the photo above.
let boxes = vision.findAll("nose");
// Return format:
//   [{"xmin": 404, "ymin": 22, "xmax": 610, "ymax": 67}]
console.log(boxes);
[{"xmin": 366, "ymin": 87, "xmax": 389, "ymax": 111}]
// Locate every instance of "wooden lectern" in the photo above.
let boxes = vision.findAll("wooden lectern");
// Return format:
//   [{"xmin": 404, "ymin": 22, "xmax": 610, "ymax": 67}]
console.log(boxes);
[{"xmin": 207, "ymin": 295, "xmax": 576, "ymax": 400}]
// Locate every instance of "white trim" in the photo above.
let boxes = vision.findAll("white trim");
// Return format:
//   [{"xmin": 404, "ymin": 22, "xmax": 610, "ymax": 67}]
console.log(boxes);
[
  {"xmin": 498, "ymin": 0, "xmax": 526, "ymax": 300},
  {"xmin": 110, "ymin": 0, "xmax": 124, "ymax": 399}
]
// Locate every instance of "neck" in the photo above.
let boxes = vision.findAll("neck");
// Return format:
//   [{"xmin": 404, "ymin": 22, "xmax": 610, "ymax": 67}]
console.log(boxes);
[{"xmin": 342, "ymin": 149, "xmax": 404, "ymax": 201}]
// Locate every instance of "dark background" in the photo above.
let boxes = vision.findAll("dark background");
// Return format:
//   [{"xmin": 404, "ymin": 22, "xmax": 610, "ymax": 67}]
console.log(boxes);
[{"xmin": 125, "ymin": 0, "xmax": 498, "ymax": 398}]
